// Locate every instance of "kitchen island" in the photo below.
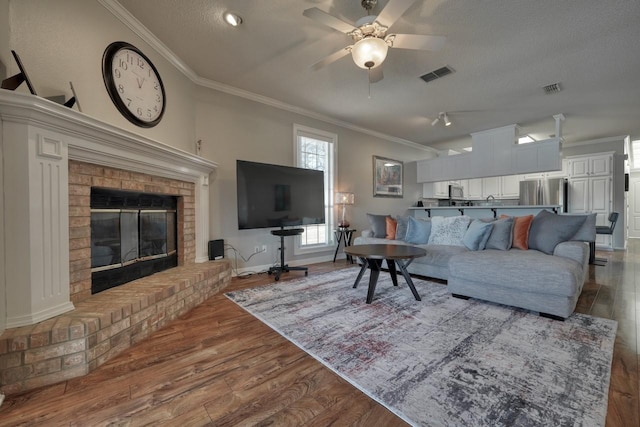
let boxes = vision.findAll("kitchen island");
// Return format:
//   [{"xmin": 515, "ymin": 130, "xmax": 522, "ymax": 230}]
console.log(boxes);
[{"xmin": 409, "ymin": 205, "xmax": 562, "ymax": 219}]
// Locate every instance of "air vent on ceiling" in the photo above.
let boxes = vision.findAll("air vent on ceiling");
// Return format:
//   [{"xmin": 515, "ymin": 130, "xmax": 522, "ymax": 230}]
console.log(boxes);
[
  {"xmin": 542, "ymin": 82, "xmax": 562, "ymax": 94},
  {"xmin": 420, "ymin": 66, "xmax": 455, "ymax": 83}
]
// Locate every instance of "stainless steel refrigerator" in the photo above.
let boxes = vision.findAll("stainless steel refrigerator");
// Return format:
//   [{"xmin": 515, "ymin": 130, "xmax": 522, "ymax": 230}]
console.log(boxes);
[{"xmin": 519, "ymin": 178, "xmax": 568, "ymax": 212}]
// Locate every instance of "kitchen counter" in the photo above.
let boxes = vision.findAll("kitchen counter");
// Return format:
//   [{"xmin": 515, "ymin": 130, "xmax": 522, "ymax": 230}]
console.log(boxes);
[{"xmin": 409, "ymin": 205, "xmax": 562, "ymax": 219}]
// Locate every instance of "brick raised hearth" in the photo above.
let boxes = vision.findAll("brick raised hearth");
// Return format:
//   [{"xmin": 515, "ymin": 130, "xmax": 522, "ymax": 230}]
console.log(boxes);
[
  {"xmin": 0, "ymin": 261, "xmax": 230, "ymax": 394},
  {"xmin": 0, "ymin": 91, "xmax": 225, "ymax": 395}
]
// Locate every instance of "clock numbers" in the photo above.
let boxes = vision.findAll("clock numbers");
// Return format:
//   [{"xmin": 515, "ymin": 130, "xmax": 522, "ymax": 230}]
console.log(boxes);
[{"xmin": 103, "ymin": 42, "xmax": 165, "ymax": 127}]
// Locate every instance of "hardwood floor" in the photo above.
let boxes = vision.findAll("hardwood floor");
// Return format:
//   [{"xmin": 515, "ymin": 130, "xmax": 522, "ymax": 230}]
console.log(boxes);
[{"xmin": 0, "ymin": 242, "xmax": 638, "ymax": 426}]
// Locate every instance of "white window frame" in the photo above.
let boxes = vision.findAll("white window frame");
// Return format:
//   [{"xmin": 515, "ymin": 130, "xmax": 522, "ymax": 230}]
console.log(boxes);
[{"xmin": 293, "ymin": 124, "xmax": 337, "ymax": 255}]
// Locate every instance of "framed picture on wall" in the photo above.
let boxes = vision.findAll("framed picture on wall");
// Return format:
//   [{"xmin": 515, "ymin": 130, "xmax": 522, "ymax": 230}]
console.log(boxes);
[{"xmin": 373, "ymin": 156, "xmax": 403, "ymax": 198}]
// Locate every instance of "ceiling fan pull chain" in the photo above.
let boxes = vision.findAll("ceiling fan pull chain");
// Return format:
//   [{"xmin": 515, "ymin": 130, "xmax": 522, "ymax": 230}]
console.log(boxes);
[{"xmin": 368, "ymin": 68, "xmax": 372, "ymax": 98}]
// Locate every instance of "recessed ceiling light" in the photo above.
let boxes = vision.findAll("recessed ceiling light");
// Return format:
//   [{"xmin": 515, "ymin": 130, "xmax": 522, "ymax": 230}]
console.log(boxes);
[{"xmin": 223, "ymin": 11, "xmax": 243, "ymax": 26}]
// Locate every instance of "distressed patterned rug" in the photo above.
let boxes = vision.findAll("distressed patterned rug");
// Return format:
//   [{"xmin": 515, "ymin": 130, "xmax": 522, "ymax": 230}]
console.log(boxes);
[{"xmin": 225, "ymin": 270, "xmax": 617, "ymax": 427}]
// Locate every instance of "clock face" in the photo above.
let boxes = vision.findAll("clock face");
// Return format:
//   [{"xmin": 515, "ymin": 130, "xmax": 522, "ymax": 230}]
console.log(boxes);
[{"xmin": 102, "ymin": 42, "xmax": 166, "ymax": 128}]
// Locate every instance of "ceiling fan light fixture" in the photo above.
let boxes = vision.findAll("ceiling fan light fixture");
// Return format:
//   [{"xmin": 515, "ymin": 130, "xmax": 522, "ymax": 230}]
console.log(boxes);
[
  {"xmin": 223, "ymin": 11, "xmax": 243, "ymax": 27},
  {"xmin": 351, "ymin": 37, "xmax": 388, "ymax": 69}
]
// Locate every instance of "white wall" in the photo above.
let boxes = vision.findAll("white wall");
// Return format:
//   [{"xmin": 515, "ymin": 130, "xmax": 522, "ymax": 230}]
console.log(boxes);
[
  {"xmin": 1, "ymin": 0, "xmax": 430, "ymax": 279},
  {"xmin": 3, "ymin": 0, "xmax": 196, "ymax": 151},
  {"xmin": 196, "ymin": 88, "xmax": 426, "ymax": 269}
]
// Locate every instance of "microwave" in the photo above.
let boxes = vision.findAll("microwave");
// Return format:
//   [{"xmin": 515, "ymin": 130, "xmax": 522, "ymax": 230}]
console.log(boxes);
[{"xmin": 448, "ymin": 184, "xmax": 464, "ymax": 199}]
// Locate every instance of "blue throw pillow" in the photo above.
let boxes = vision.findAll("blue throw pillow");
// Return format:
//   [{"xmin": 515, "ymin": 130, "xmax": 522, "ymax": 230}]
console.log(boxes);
[
  {"xmin": 366, "ymin": 213, "xmax": 388, "ymax": 238},
  {"xmin": 485, "ymin": 217, "xmax": 514, "ymax": 250},
  {"xmin": 404, "ymin": 217, "xmax": 431, "ymax": 244},
  {"xmin": 463, "ymin": 219, "xmax": 494, "ymax": 251},
  {"xmin": 394, "ymin": 215, "xmax": 410, "ymax": 241},
  {"xmin": 528, "ymin": 210, "xmax": 587, "ymax": 254}
]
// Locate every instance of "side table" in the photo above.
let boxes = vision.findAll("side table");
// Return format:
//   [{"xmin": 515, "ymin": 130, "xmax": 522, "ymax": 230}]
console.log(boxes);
[{"xmin": 333, "ymin": 228, "xmax": 356, "ymax": 263}]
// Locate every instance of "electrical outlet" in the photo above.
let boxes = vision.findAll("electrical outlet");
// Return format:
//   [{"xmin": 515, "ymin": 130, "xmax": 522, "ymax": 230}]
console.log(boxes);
[
  {"xmin": 254, "ymin": 246, "xmax": 260, "ymax": 254},
  {"xmin": 261, "ymin": 245, "xmax": 267, "ymax": 252}
]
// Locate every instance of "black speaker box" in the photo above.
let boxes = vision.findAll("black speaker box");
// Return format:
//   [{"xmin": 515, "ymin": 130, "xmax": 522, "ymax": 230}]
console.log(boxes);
[{"xmin": 208, "ymin": 239, "xmax": 224, "ymax": 260}]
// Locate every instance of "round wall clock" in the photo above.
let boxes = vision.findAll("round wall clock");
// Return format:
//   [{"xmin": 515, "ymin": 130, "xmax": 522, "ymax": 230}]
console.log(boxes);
[{"xmin": 102, "ymin": 41, "xmax": 166, "ymax": 128}]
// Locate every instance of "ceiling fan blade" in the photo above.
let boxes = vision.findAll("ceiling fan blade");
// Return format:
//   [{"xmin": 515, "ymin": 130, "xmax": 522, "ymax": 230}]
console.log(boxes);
[
  {"xmin": 310, "ymin": 47, "xmax": 352, "ymax": 71},
  {"xmin": 303, "ymin": 7, "xmax": 357, "ymax": 34},
  {"xmin": 369, "ymin": 66, "xmax": 384, "ymax": 83},
  {"xmin": 390, "ymin": 34, "xmax": 446, "ymax": 51},
  {"xmin": 375, "ymin": 0, "xmax": 416, "ymax": 28}
]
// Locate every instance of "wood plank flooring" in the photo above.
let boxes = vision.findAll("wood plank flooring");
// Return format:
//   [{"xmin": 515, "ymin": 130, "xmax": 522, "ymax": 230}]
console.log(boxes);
[{"xmin": 0, "ymin": 242, "xmax": 638, "ymax": 426}]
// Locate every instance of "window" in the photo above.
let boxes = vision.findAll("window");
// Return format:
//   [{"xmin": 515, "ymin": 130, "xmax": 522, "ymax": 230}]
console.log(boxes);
[{"xmin": 294, "ymin": 124, "xmax": 336, "ymax": 253}]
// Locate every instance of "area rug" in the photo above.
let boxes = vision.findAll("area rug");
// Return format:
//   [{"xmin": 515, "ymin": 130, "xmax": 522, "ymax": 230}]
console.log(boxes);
[{"xmin": 225, "ymin": 270, "xmax": 617, "ymax": 427}]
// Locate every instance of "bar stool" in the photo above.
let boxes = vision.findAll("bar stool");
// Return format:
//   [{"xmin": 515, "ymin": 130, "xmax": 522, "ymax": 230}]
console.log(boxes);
[{"xmin": 592, "ymin": 212, "xmax": 618, "ymax": 266}]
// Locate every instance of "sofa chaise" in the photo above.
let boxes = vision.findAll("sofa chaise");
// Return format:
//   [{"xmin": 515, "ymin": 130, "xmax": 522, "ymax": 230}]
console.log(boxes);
[{"xmin": 353, "ymin": 210, "xmax": 596, "ymax": 319}]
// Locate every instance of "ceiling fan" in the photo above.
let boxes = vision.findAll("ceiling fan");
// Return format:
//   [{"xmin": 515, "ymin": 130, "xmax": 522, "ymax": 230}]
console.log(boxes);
[{"xmin": 303, "ymin": 0, "xmax": 446, "ymax": 83}]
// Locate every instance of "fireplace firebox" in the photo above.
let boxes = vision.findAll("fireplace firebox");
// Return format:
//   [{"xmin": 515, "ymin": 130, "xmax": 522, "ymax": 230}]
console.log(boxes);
[{"xmin": 90, "ymin": 188, "xmax": 178, "ymax": 294}]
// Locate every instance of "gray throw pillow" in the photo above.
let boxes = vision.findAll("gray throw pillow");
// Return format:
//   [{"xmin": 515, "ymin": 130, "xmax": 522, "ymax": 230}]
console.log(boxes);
[
  {"xmin": 404, "ymin": 217, "xmax": 431, "ymax": 244},
  {"xmin": 485, "ymin": 217, "xmax": 514, "ymax": 250},
  {"xmin": 394, "ymin": 215, "xmax": 410, "ymax": 241},
  {"xmin": 366, "ymin": 213, "xmax": 388, "ymax": 238},
  {"xmin": 528, "ymin": 210, "xmax": 587, "ymax": 255},
  {"xmin": 463, "ymin": 219, "xmax": 494, "ymax": 251}
]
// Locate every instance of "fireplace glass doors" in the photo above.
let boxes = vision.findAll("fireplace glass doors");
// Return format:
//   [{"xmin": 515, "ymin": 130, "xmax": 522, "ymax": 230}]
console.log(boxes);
[{"xmin": 90, "ymin": 189, "xmax": 178, "ymax": 294}]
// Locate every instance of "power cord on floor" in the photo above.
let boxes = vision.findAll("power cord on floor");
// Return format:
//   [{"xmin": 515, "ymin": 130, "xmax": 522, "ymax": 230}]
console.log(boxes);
[{"xmin": 224, "ymin": 243, "xmax": 271, "ymax": 279}]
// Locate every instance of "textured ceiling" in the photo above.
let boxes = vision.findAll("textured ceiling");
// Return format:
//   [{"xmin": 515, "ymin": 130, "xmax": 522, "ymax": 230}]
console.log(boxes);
[{"xmin": 115, "ymin": 0, "xmax": 640, "ymax": 148}]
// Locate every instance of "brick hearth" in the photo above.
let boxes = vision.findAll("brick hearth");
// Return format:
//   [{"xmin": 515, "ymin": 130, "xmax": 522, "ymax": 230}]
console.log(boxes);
[{"xmin": 0, "ymin": 260, "xmax": 231, "ymax": 395}]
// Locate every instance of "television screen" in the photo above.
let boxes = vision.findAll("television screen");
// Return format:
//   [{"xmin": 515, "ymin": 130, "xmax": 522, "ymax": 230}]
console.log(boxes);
[{"xmin": 236, "ymin": 160, "xmax": 325, "ymax": 230}]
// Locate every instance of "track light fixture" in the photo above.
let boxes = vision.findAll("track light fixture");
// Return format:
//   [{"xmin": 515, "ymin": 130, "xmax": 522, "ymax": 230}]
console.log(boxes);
[{"xmin": 431, "ymin": 112, "xmax": 452, "ymax": 127}]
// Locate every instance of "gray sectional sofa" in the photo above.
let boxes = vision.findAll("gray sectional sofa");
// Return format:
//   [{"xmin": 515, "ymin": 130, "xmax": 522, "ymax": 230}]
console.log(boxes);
[{"xmin": 353, "ymin": 210, "xmax": 596, "ymax": 319}]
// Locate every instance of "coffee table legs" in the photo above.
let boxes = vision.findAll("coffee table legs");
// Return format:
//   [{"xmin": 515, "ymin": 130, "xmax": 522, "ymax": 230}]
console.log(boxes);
[
  {"xmin": 352, "ymin": 258, "xmax": 420, "ymax": 304},
  {"xmin": 396, "ymin": 259, "xmax": 421, "ymax": 301}
]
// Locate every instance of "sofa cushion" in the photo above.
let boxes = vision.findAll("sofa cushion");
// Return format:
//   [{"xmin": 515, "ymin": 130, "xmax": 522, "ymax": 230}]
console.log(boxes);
[
  {"xmin": 394, "ymin": 215, "xmax": 410, "ymax": 241},
  {"xmin": 449, "ymin": 249, "xmax": 583, "ymax": 298},
  {"xmin": 405, "ymin": 217, "xmax": 432, "ymax": 244},
  {"xmin": 386, "ymin": 216, "xmax": 397, "ymax": 239},
  {"xmin": 367, "ymin": 213, "xmax": 388, "ymax": 238},
  {"xmin": 416, "ymin": 244, "xmax": 469, "ymax": 268},
  {"xmin": 485, "ymin": 217, "xmax": 514, "ymax": 250},
  {"xmin": 463, "ymin": 219, "xmax": 494, "ymax": 251},
  {"xmin": 428, "ymin": 216, "xmax": 471, "ymax": 246},
  {"xmin": 528, "ymin": 210, "xmax": 587, "ymax": 255}
]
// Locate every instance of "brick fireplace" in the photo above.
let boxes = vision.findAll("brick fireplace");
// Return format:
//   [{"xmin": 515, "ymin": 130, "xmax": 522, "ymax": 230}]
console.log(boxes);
[
  {"xmin": 0, "ymin": 91, "xmax": 229, "ymax": 394},
  {"xmin": 68, "ymin": 160, "xmax": 195, "ymax": 303}
]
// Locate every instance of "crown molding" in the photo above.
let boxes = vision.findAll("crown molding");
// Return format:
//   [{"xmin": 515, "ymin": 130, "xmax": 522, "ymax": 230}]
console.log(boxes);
[{"xmin": 98, "ymin": 0, "xmax": 437, "ymax": 154}]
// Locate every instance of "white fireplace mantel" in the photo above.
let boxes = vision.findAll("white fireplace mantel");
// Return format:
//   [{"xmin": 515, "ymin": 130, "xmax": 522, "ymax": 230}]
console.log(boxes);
[{"xmin": 0, "ymin": 91, "xmax": 218, "ymax": 329}]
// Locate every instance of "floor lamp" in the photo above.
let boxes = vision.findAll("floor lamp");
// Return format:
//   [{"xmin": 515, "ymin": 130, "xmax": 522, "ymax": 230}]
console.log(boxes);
[{"xmin": 335, "ymin": 192, "xmax": 355, "ymax": 228}]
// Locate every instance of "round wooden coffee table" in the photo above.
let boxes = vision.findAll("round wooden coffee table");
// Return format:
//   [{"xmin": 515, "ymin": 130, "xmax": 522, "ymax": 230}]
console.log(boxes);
[{"xmin": 344, "ymin": 244, "xmax": 427, "ymax": 304}]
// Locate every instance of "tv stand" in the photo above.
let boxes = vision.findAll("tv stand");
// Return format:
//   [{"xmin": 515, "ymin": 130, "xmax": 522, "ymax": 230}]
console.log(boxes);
[{"xmin": 268, "ymin": 227, "xmax": 308, "ymax": 281}]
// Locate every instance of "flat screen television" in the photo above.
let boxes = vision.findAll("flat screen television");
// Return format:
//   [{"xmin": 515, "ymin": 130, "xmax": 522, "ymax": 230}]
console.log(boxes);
[{"xmin": 236, "ymin": 160, "xmax": 325, "ymax": 230}]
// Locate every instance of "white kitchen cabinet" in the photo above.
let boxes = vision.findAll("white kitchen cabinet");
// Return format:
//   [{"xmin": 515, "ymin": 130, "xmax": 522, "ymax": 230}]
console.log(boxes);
[
  {"xmin": 482, "ymin": 177, "xmax": 501, "ymax": 198},
  {"xmin": 522, "ymin": 159, "xmax": 568, "ymax": 180},
  {"xmin": 567, "ymin": 153, "xmax": 614, "ymax": 249},
  {"xmin": 567, "ymin": 153, "xmax": 612, "ymax": 178},
  {"xmin": 422, "ymin": 181, "xmax": 450, "ymax": 199},
  {"xmin": 466, "ymin": 178, "xmax": 483, "ymax": 199},
  {"xmin": 479, "ymin": 175, "xmax": 520, "ymax": 199},
  {"xmin": 511, "ymin": 138, "xmax": 562, "ymax": 175},
  {"xmin": 501, "ymin": 175, "xmax": 521, "ymax": 198}
]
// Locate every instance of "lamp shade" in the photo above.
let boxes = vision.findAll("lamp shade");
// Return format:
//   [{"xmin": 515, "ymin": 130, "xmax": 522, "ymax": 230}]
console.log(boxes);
[
  {"xmin": 335, "ymin": 192, "xmax": 355, "ymax": 205},
  {"xmin": 351, "ymin": 37, "xmax": 388, "ymax": 69}
]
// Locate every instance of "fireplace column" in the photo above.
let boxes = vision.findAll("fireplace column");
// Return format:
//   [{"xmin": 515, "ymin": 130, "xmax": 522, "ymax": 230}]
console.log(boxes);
[{"xmin": 2, "ymin": 121, "xmax": 74, "ymax": 328}]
